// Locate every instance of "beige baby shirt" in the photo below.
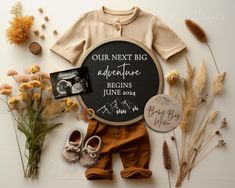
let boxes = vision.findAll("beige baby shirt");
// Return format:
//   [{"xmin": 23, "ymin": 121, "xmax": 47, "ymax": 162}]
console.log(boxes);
[{"xmin": 51, "ymin": 6, "xmax": 186, "ymax": 66}]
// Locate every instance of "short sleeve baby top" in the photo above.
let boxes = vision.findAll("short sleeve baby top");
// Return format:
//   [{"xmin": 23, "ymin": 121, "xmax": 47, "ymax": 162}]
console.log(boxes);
[{"xmin": 51, "ymin": 6, "xmax": 186, "ymax": 66}]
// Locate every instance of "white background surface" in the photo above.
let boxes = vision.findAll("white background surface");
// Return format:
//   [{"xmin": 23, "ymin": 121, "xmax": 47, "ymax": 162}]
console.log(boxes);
[{"xmin": 0, "ymin": 0, "xmax": 235, "ymax": 188}]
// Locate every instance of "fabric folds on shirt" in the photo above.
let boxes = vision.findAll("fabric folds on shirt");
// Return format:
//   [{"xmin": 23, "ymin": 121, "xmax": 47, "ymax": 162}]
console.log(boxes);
[{"xmin": 51, "ymin": 6, "xmax": 186, "ymax": 66}]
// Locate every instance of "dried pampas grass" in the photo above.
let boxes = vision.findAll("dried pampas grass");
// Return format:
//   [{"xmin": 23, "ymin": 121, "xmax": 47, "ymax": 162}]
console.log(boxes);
[
  {"xmin": 179, "ymin": 58, "xmax": 197, "ymax": 133},
  {"xmin": 175, "ymin": 59, "xmax": 227, "ymax": 186},
  {"xmin": 213, "ymin": 72, "xmax": 226, "ymax": 95},
  {"xmin": 207, "ymin": 111, "xmax": 219, "ymax": 123},
  {"xmin": 195, "ymin": 62, "xmax": 207, "ymax": 95}
]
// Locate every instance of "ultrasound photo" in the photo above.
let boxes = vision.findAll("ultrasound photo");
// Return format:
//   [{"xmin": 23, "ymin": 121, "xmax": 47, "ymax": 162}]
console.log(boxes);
[{"xmin": 50, "ymin": 67, "xmax": 91, "ymax": 99}]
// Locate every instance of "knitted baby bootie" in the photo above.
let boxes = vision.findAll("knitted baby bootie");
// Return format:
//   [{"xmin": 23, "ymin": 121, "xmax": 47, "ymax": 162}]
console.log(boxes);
[
  {"xmin": 79, "ymin": 135, "xmax": 102, "ymax": 167},
  {"xmin": 63, "ymin": 130, "xmax": 83, "ymax": 163}
]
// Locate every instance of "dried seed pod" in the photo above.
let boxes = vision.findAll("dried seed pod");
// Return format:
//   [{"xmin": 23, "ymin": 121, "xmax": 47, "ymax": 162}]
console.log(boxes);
[
  {"xmin": 38, "ymin": 8, "xmax": 43, "ymax": 13},
  {"xmin": 44, "ymin": 16, "xmax": 49, "ymax": 21},
  {"xmin": 41, "ymin": 24, "xmax": 46, "ymax": 29},
  {"xmin": 53, "ymin": 30, "xmax": 58, "ymax": 35},
  {"xmin": 40, "ymin": 34, "xmax": 45, "ymax": 40},
  {"xmin": 33, "ymin": 30, "xmax": 39, "ymax": 36},
  {"xmin": 220, "ymin": 117, "xmax": 227, "ymax": 129}
]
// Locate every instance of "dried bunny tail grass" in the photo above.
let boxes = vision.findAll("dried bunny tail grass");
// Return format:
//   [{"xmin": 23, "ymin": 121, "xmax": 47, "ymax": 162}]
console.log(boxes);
[
  {"xmin": 207, "ymin": 110, "xmax": 219, "ymax": 123},
  {"xmin": 195, "ymin": 62, "xmax": 207, "ymax": 95},
  {"xmin": 185, "ymin": 19, "xmax": 220, "ymax": 73},
  {"xmin": 185, "ymin": 19, "xmax": 207, "ymax": 43},
  {"xmin": 163, "ymin": 140, "xmax": 171, "ymax": 170},
  {"xmin": 213, "ymin": 72, "xmax": 226, "ymax": 95}
]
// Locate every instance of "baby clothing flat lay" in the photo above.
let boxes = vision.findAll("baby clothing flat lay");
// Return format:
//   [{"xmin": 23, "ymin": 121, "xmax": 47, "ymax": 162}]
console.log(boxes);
[
  {"xmin": 51, "ymin": 6, "xmax": 186, "ymax": 180},
  {"xmin": 51, "ymin": 6, "xmax": 186, "ymax": 65}
]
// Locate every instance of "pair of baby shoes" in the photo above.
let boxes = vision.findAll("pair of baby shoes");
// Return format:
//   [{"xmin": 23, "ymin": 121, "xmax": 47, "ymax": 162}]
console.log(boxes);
[{"xmin": 62, "ymin": 130, "xmax": 102, "ymax": 167}]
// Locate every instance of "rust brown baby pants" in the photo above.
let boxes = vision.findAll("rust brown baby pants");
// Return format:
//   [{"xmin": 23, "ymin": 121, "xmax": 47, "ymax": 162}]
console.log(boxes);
[{"xmin": 84, "ymin": 120, "xmax": 152, "ymax": 180}]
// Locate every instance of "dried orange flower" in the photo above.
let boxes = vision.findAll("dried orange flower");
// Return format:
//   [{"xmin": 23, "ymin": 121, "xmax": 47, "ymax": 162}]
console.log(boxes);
[
  {"xmin": 7, "ymin": 69, "xmax": 18, "ymax": 76},
  {"xmin": 0, "ymin": 88, "xmax": 12, "ymax": 95},
  {"xmin": 19, "ymin": 83, "xmax": 33, "ymax": 91},
  {"xmin": 8, "ymin": 96, "xmax": 19, "ymax": 105},
  {"xmin": 33, "ymin": 93, "xmax": 41, "ymax": 101},
  {"xmin": 29, "ymin": 80, "xmax": 41, "ymax": 87},
  {"xmin": 17, "ymin": 92, "xmax": 28, "ymax": 101},
  {"xmin": 0, "ymin": 83, "xmax": 12, "ymax": 90},
  {"xmin": 15, "ymin": 75, "xmax": 31, "ymax": 83},
  {"xmin": 27, "ymin": 64, "xmax": 40, "ymax": 74},
  {"xmin": 6, "ymin": 16, "xmax": 34, "ymax": 45}
]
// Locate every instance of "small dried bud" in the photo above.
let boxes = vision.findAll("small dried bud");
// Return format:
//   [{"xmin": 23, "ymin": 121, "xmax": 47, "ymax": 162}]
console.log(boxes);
[
  {"xmin": 217, "ymin": 139, "xmax": 226, "ymax": 147},
  {"xmin": 33, "ymin": 30, "xmax": 39, "ymax": 36},
  {"xmin": 53, "ymin": 30, "xmax": 58, "ymax": 35},
  {"xmin": 215, "ymin": 130, "xmax": 220, "ymax": 135},
  {"xmin": 44, "ymin": 16, "xmax": 49, "ymax": 21},
  {"xmin": 220, "ymin": 117, "xmax": 227, "ymax": 129},
  {"xmin": 40, "ymin": 35, "xmax": 45, "ymax": 40},
  {"xmin": 38, "ymin": 8, "xmax": 43, "ymax": 13},
  {"xmin": 41, "ymin": 24, "xmax": 46, "ymax": 29}
]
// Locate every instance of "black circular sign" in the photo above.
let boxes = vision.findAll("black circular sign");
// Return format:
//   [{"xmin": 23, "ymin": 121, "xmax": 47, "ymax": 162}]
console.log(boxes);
[{"xmin": 78, "ymin": 38, "xmax": 163, "ymax": 126}]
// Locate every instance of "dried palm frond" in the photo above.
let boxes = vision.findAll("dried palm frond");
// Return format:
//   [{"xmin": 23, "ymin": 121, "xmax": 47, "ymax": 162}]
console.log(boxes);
[{"xmin": 213, "ymin": 72, "xmax": 226, "ymax": 95}]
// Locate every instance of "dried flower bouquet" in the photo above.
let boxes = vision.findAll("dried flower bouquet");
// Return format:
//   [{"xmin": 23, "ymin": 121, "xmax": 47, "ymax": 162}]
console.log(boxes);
[
  {"xmin": 167, "ymin": 59, "xmax": 226, "ymax": 187},
  {"xmin": 0, "ymin": 65, "xmax": 78, "ymax": 179}
]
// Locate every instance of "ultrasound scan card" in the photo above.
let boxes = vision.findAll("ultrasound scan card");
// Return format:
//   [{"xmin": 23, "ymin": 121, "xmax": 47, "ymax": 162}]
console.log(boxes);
[{"xmin": 50, "ymin": 67, "xmax": 91, "ymax": 99}]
